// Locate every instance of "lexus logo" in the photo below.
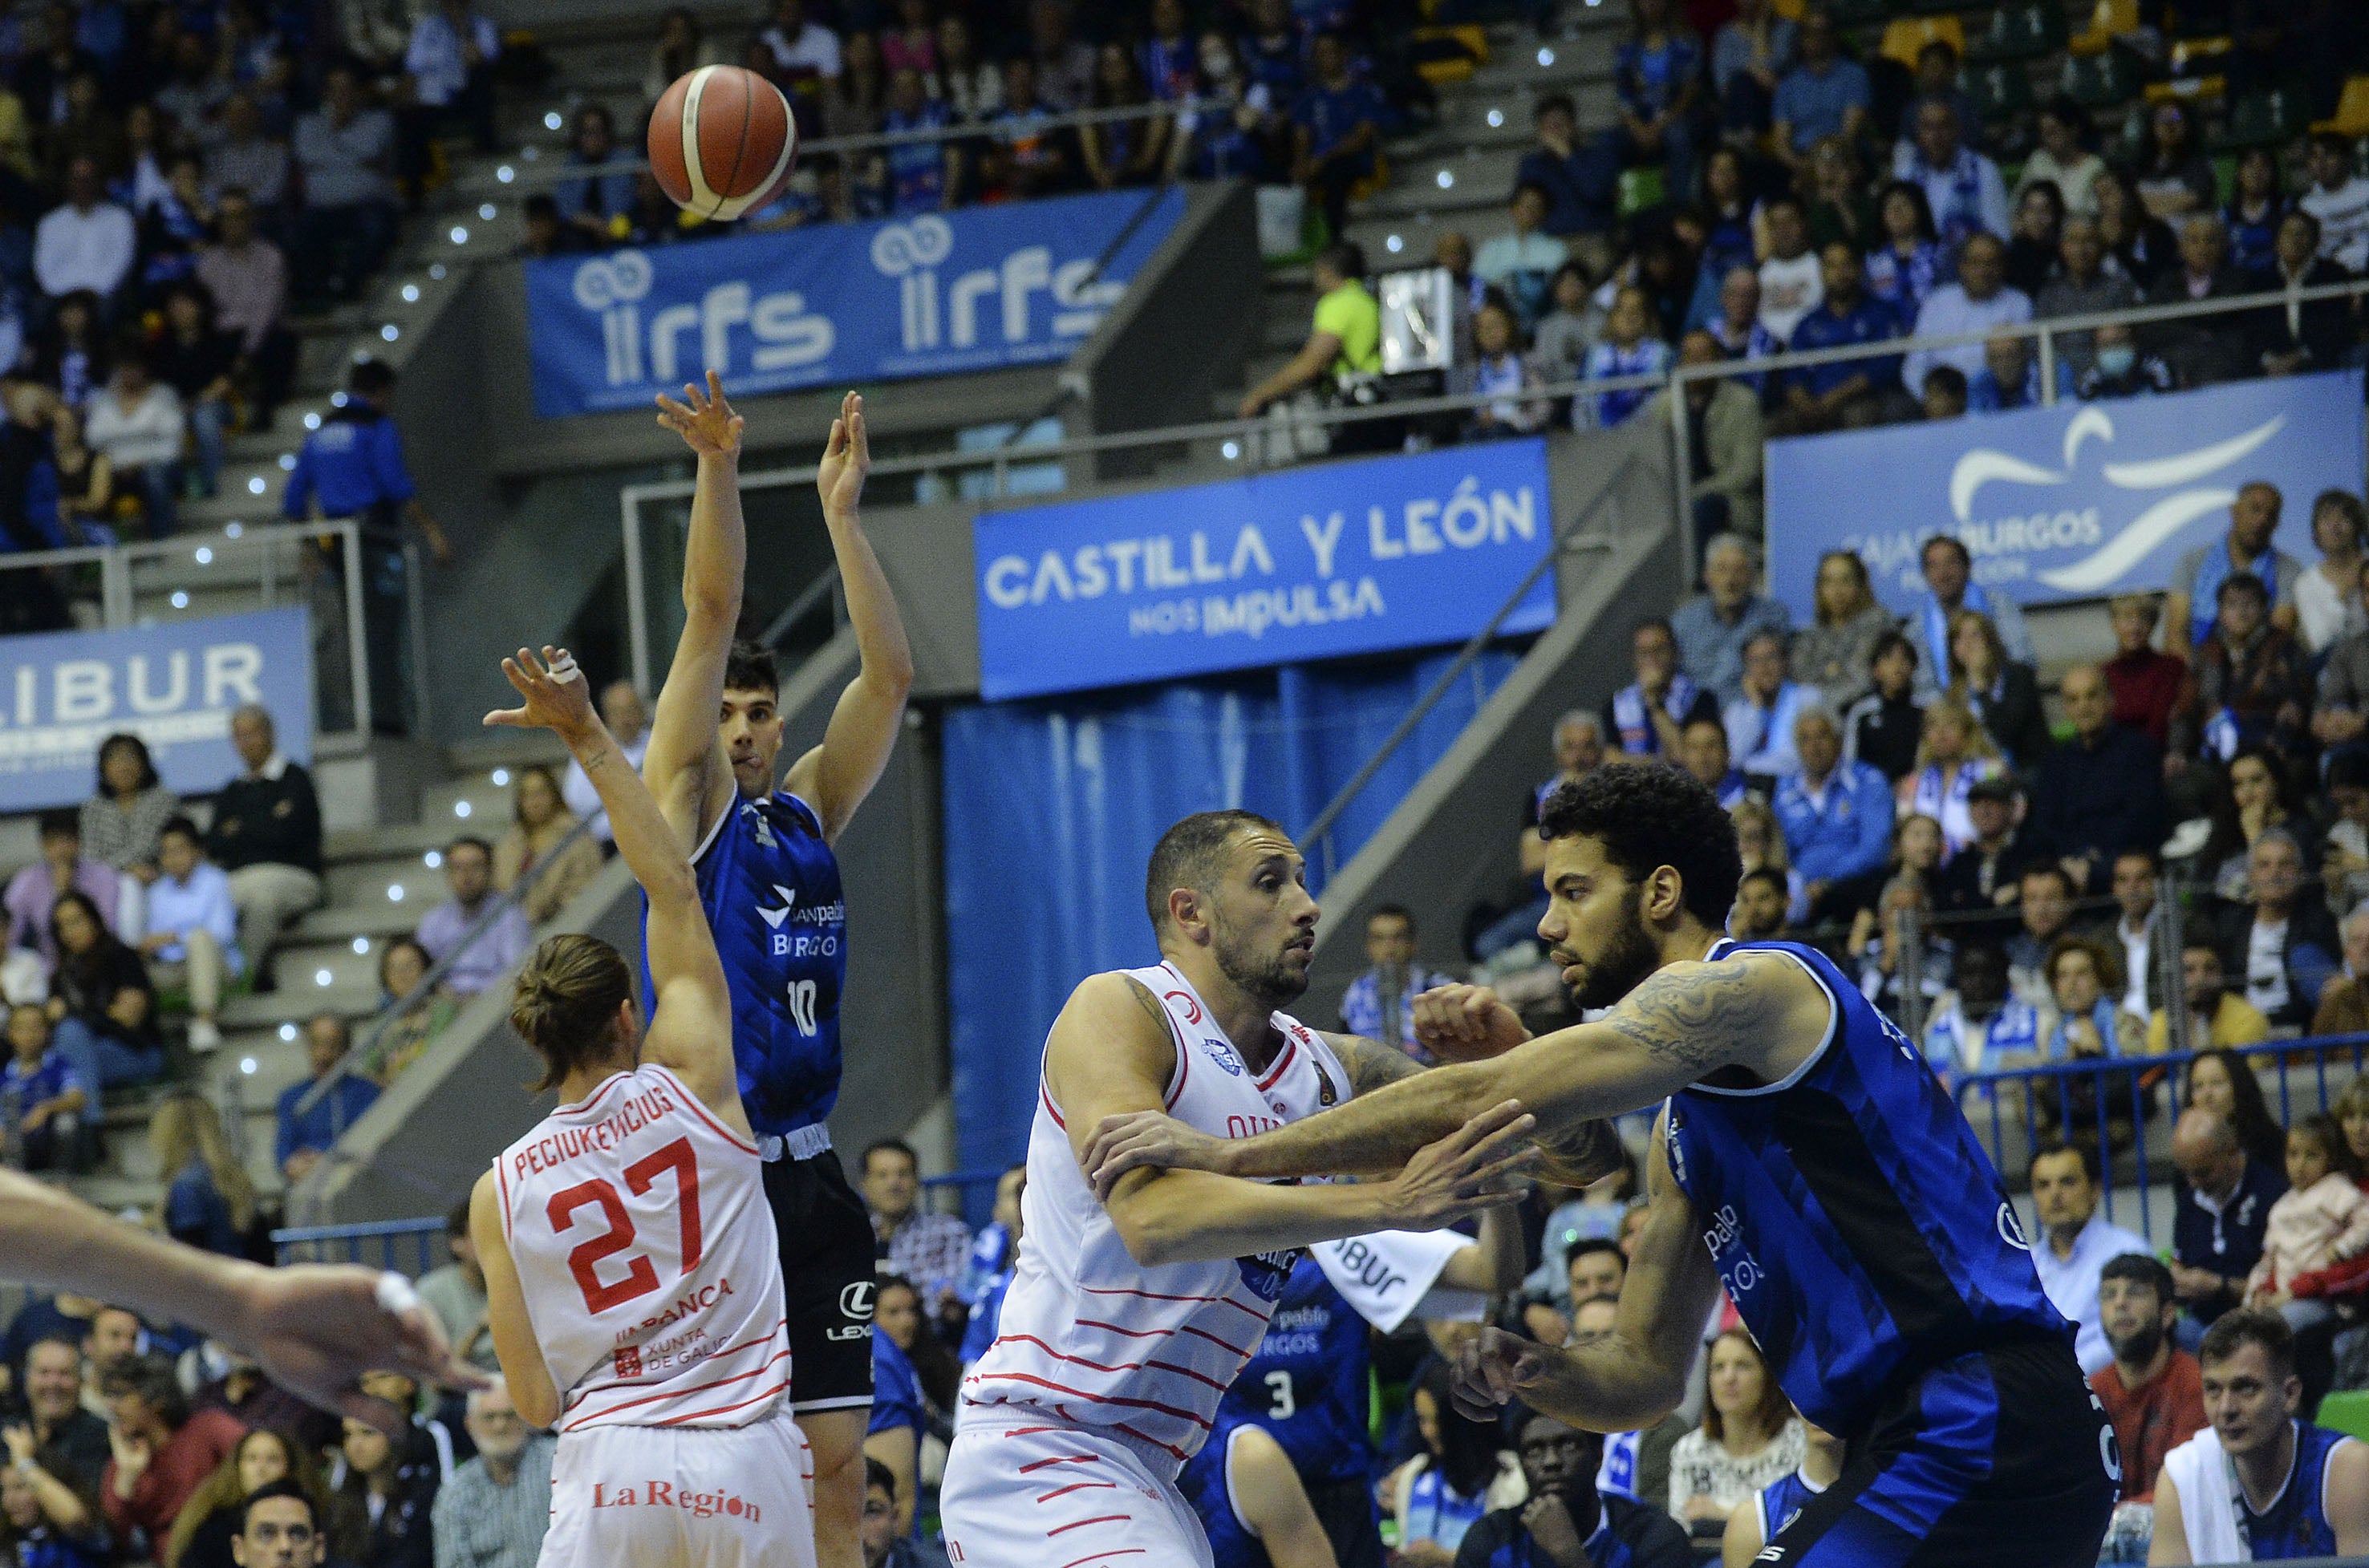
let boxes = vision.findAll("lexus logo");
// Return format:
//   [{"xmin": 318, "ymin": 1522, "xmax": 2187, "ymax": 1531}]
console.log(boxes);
[{"xmin": 840, "ymin": 1282, "xmax": 876, "ymax": 1320}]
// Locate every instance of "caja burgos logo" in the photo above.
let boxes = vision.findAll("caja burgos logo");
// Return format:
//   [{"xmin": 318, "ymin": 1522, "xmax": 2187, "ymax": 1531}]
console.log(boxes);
[
  {"xmin": 573, "ymin": 249, "xmax": 834, "ymax": 389},
  {"xmin": 870, "ymin": 214, "xmax": 1126, "ymax": 354}
]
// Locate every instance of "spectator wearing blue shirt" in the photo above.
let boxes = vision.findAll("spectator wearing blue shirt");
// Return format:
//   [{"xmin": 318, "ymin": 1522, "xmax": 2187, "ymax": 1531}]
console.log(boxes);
[
  {"xmin": 1967, "ymin": 331, "xmax": 2075, "ymax": 412},
  {"xmin": 1710, "ymin": 0, "xmax": 1796, "ymax": 136},
  {"xmin": 882, "ymin": 67, "xmax": 959, "ymax": 213},
  {"xmin": 274, "ymin": 1012, "xmax": 378, "ymax": 1186},
  {"xmin": 1772, "ymin": 703, "xmax": 1895, "ymax": 915},
  {"xmin": 138, "ymin": 817, "xmax": 240, "ymax": 1055},
  {"xmin": 1290, "ymin": 30, "xmax": 1381, "ymax": 244},
  {"xmin": 1576, "ymin": 286, "xmax": 1673, "ymax": 431},
  {"xmin": 1893, "ymin": 96, "xmax": 2010, "ymax": 251},
  {"xmin": 1673, "ymin": 534, "xmax": 1792, "ymax": 704},
  {"xmin": 1771, "ymin": 6, "xmax": 1868, "ymax": 175},
  {"xmin": 1606, "ymin": 0, "xmax": 1702, "ymax": 205},
  {"xmin": 1515, "ymin": 93, "xmax": 1619, "ymax": 276},
  {"xmin": 552, "ymin": 104, "xmax": 636, "ymax": 248},
  {"xmin": 866, "ymin": 1274, "xmax": 946, "ymax": 1540},
  {"xmin": 153, "ymin": 1093, "xmax": 252, "ymax": 1258},
  {"xmin": 1779, "ymin": 242, "xmax": 1902, "ymax": 433},
  {"xmin": 2, "ymin": 1002, "xmax": 87, "ymax": 1173}
]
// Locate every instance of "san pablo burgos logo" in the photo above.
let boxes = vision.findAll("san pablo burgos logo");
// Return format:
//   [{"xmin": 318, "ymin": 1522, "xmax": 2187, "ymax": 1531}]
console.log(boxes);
[
  {"xmin": 869, "ymin": 213, "xmax": 1125, "ymax": 355},
  {"xmin": 573, "ymin": 247, "xmax": 834, "ymax": 389},
  {"xmin": 1852, "ymin": 403, "xmax": 2285, "ymax": 597}
]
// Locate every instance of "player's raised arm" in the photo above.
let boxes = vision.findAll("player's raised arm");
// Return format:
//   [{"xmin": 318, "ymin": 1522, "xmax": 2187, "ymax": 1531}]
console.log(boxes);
[
  {"xmin": 485, "ymin": 647, "xmax": 740, "ymax": 1135},
  {"xmin": 1451, "ymin": 1112, "xmax": 1722, "ymax": 1435},
  {"xmin": 780, "ymin": 391, "xmax": 913, "ymax": 844},
  {"xmin": 642, "ymin": 371, "xmax": 748, "ymax": 853},
  {"xmin": 1045, "ymin": 974, "xmax": 1535, "ymax": 1267},
  {"xmin": 1088, "ymin": 956, "xmax": 1819, "ymax": 1192}
]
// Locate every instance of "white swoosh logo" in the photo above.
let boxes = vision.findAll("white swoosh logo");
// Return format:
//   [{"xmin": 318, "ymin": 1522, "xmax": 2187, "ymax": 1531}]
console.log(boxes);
[
  {"xmin": 1949, "ymin": 452, "xmax": 2064, "ymax": 522},
  {"xmin": 2102, "ymin": 416, "xmax": 2284, "ymax": 489},
  {"xmin": 2062, "ymin": 406, "xmax": 2114, "ymax": 468},
  {"xmin": 2037, "ymin": 488, "xmax": 2237, "ymax": 593}
]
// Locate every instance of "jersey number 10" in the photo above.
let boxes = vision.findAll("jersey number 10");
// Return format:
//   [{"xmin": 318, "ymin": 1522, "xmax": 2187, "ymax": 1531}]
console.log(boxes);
[{"xmin": 546, "ymin": 1136, "xmax": 706, "ymax": 1315}]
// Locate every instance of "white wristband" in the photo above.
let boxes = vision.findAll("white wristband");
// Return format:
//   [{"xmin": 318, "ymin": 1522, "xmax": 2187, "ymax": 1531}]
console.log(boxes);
[{"xmin": 375, "ymin": 1272, "xmax": 421, "ymax": 1316}]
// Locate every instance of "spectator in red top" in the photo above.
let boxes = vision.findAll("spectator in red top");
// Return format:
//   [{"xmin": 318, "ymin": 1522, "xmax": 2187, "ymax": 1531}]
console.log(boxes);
[
  {"xmin": 99, "ymin": 1354, "xmax": 245, "ymax": 1561},
  {"xmin": 2089, "ymin": 1253, "xmax": 2205, "ymax": 1502},
  {"xmin": 2103, "ymin": 592, "xmax": 2186, "ymax": 748}
]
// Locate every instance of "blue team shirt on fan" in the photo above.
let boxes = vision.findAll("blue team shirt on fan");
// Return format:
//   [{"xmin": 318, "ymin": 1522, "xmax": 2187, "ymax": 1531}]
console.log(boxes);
[
  {"xmin": 1662, "ymin": 938, "xmax": 2071, "ymax": 1439},
  {"xmin": 644, "ymin": 791, "xmax": 846, "ymax": 1139},
  {"xmin": 882, "ymin": 99, "xmax": 954, "ymax": 214},
  {"xmin": 869, "ymin": 1332, "xmax": 925, "ymax": 1444}
]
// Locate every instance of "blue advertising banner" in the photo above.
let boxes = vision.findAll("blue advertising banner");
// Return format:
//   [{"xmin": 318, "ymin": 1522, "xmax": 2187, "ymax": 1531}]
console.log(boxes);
[
  {"xmin": 525, "ymin": 188, "xmax": 1185, "ymax": 417},
  {"xmin": 0, "ymin": 608, "xmax": 311, "ymax": 812},
  {"xmin": 1765, "ymin": 371, "xmax": 2366, "ymax": 618},
  {"xmin": 974, "ymin": 440, "xmax": 1559, "ymax": 700}
]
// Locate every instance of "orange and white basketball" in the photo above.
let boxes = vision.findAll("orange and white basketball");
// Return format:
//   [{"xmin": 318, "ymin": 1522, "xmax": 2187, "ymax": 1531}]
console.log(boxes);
[{"xmin": 647, "ymin": 65, "xmax": 799, "ymax": 221}]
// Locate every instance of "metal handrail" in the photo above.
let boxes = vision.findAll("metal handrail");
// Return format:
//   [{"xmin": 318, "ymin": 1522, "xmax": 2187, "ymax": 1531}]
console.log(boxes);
[
  {"xmin": 288, "ymin": 811, "xmax": 603, "ymax": 1124},
  {"xmin": 450, "ymin": 97, "xmax": 1231, "ymax": 201},
  {"xmin": 1300, "ymin": 450, "xmax": 1635, "ymax": 881}
]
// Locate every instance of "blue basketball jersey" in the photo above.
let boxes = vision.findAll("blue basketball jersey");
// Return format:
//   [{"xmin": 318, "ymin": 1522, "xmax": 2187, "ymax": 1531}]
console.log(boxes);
[
  {"xmin": 2241, "ymin": 1422, "xmax": 2357, "ymax": 1560},
  {"xmin": 1662, "ymin": 938, "xmax": 2070, "ymax": 1437},
  {"xmin": 1179, "ymin": 1421, "xmax": 1273, "ymax": 1568},
  {"xmin": 1211, "ymin": 1256, "xmax": 1373, "ymax": 1487},
  {"xmin": 1758, "ymin": 1470, "xmax": 1823, "ymax": 1543},
  {"xmin": 643, "ymin": 791, "xmax": 846, "ymax": 1138}
]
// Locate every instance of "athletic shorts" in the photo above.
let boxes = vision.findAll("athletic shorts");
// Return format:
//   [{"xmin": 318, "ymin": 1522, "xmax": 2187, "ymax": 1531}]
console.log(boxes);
[
  {"xmin": 1761, "ymin": 1335, "xmax": 2118, "ymax": 1568},
  {"xmin": 941, "ymin": 1418, "xmax": 1215, "ymax": 1568},
  {"xmin": 763, "ymin": 1148, "xmax": 876, "ymax": 1414},
  {"xmin": 539, "ymin": 1403, "xmax": 815, "ymax": 1568}
]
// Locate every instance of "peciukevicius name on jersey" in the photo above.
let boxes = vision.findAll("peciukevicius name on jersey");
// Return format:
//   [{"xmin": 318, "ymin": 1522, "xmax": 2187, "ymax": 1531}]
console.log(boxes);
[{"xmin": 514, "ymin": 1081, "xmax": 680, "ymax": 1179}]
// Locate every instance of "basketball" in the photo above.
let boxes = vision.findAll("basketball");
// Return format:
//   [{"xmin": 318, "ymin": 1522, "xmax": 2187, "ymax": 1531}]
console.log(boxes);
[{"xmin": 647, "ymin": 65, "xmax": 798, "ymax": 221}]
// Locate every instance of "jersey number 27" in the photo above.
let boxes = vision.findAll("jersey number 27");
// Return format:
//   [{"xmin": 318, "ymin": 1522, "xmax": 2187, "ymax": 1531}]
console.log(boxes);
[{"xmin": 546, "ymin": 1137, "xmax": 705, "ymax": 1315}]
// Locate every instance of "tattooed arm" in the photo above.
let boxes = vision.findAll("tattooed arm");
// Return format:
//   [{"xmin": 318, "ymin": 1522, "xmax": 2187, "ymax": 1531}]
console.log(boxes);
[{"xmin": 1087, "ymin": 950, "xmax": 1828, "ymax": 1189}]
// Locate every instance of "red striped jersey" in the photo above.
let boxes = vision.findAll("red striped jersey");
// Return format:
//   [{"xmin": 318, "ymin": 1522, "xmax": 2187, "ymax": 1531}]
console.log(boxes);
[
  {"xmin": 495, "ymin": 1063, "xmax": 791, "ymax": 1432},
  {"xmin": 959, "ymin": 962, "xmax": 1349, "ymax": 1474}
]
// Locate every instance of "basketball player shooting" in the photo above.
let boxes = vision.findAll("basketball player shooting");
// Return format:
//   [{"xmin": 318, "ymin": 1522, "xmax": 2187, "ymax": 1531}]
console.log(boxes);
[
  {"xmin": 468, "ymin": 646, "xmax": 816, "ymax": 1568},
  {"xmin": 640, "ymin": 374, "xmax": 913, "ymax": 1568},
  {"xmin": 938, "ymin": 809, "xmax": 1539, "ymax": 1568},
  {"xmin": 1089, "ymin": 768, "xmax": 2120, "ymax": 1566}
]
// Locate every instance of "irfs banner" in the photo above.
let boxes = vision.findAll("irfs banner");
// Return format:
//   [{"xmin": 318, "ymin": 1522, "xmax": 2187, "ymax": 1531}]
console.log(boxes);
[
  {"xmin": 973, "ymin": 440, "xmax": 1559, "ymax": 700},
  {"xmin": 1765, "ymin": 371, "xmax": 2364, "ymax": 617},
  {"xmin": 523, "ymin": 188, "xmax": 1185, "ymax": 417},
  {"xmin": 0, "ymin": 608, "xmax": 311, "ymax": 812}
]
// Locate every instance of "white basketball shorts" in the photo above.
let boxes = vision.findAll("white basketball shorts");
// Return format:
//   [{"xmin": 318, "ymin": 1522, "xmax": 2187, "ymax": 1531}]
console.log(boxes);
[
  {"xmin": 537, "ymin": 1403, "xmax": 816, "ymax": 1568},
  {"xmin": 940, "ymin": 1416, "xmax": 1216, "ymax": 1568}
]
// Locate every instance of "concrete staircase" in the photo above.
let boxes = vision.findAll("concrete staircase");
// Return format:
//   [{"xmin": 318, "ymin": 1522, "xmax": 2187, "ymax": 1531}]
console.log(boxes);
[{"xmin": 68, "ymin": 730, "xmax": 570, "ymax": 1219}]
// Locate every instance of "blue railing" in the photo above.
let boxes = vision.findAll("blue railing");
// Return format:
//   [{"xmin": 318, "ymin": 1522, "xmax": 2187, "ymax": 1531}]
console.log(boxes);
[
  {"xmin": 1956, "ymin": 1033, "xmax": 2369, "ymax": 1242},
  {"xmin": 270, "ymin": 1217, "xmax": 449, "ymax": 1276}
]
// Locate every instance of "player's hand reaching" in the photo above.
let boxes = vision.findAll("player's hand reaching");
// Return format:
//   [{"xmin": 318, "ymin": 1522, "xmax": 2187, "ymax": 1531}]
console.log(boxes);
[
  {"xmin": 1450, "ymin": 1327, "xmax": 1552, "ymax": 1421},
  {"xmin": 1412, "ymin": 984, "xmax": 1531, "ymax": 1062},
  {"xmin": 1382, "ymin": 1100, "xmax": 1539, "ymax": 1232},
  {"xmin": 1084, "ymin": 1112, "xmax": 1232, "ymax": 1197},
  {"xmin": 816, "ymin": 389, "xmax": 869, "ymax": 518},
  {"xmin": 230, "ymin": 1265, "xmax": 489, "ymax": 1434},
  {"xmin": 655, "ymin": 370, "xmax": 744, "ymax": 460},
  {"xmin": 484, "ymin": 646, "xmax": 598, "ymax": 743}
]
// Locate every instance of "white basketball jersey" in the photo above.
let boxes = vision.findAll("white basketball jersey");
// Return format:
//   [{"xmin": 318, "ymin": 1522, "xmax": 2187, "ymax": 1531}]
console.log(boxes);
[
  {"xmin": 960, "ymin": 961, "xmax": 1349, "ymax": 1473},
  {"xmin": 495, "ymin": 1064, "xmax": 790, "ymax": 1434}
]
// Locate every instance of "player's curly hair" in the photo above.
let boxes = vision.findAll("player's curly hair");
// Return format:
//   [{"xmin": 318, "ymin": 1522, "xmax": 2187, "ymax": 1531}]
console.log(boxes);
[
  {"xmin": 1536, "ymin": 763, "xmax": 1741, "ymax": 930},
  {"xmin": 510, "ymin": 933, "xmax": 635, "ymax": 1092}
]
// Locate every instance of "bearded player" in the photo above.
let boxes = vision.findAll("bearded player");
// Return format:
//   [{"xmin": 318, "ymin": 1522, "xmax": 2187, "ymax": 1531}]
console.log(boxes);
[
  {"xmin": 939, "ymin": 809, "xmax": 1539, "ymax": 1568},
  {"xmin": 1090, "ymin": 767, "xmax": 2119, "ymax": 1566},
  {"xmin": 469, "ymin": 646, "xmax": 813, "ymax": 1567},
  {"xmin": 640, "ymin": 374, "xmax": 912, "ymax": 1568}
]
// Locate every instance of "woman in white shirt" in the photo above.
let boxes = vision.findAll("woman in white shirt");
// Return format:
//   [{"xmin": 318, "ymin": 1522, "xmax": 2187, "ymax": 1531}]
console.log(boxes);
[
  {"xmin": 2295, "ymin": 489, "xmax": 2369, "ymax": 656},
  {"xmin": 1669, "ymin": 1330, "xmax": 1807, "ymax": 1528},
  {"xmin": 81, "ymin": 349, "xmax": 185, "ymax": 537},
  {"xmin": 2015, "ymin": 97, "xmax": 2103, "ymax": 217}
]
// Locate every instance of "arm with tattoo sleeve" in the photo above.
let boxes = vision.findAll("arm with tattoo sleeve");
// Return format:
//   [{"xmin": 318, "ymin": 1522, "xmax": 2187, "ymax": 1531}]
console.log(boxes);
[
  {"xmin": 1323, "ymin": 1023, "xmax": 1625, "ymax": 1186},
  {"xmin": 1088, "ymin": 953, "xmax": 1819, "ymax": 1189}
]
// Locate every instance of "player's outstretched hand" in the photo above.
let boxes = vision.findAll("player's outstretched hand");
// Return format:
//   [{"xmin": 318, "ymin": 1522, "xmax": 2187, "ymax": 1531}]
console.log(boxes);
[
  {"xmin": 1450, "ymin": 1327, "xmax": 1549, "ymax": 1421},
  {"xmin": 1412, "ymin": 984, "xmax": 1531, "ymax": 1063},
  {"xmin": 1384, "ymin": 1100, "xmax": 1538, "ymax": 1232},
  {"xmin": 655, "ymin": 370, "xmax": 744, "ymax": 459},
  {"xmin": 484, "ymin": 646, "xmax": 597, "ymax": 740},
  {"xmin": 232, "ymin": 1264, "xmax": 489, "ymax": 1434},
  {"xmin": 816, "ymin": 390, "xmax": 868, "ymax": 518},
  {"xmin": 1084, "ymin": 1111, "xmax": 1231, "ymax": 1198}
]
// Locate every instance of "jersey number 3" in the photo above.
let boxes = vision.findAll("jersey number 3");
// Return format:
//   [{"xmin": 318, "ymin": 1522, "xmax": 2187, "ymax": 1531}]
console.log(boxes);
[{"xmin": 546, "ymin": 1137, "xmax": 706, "ymax": 1315}]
